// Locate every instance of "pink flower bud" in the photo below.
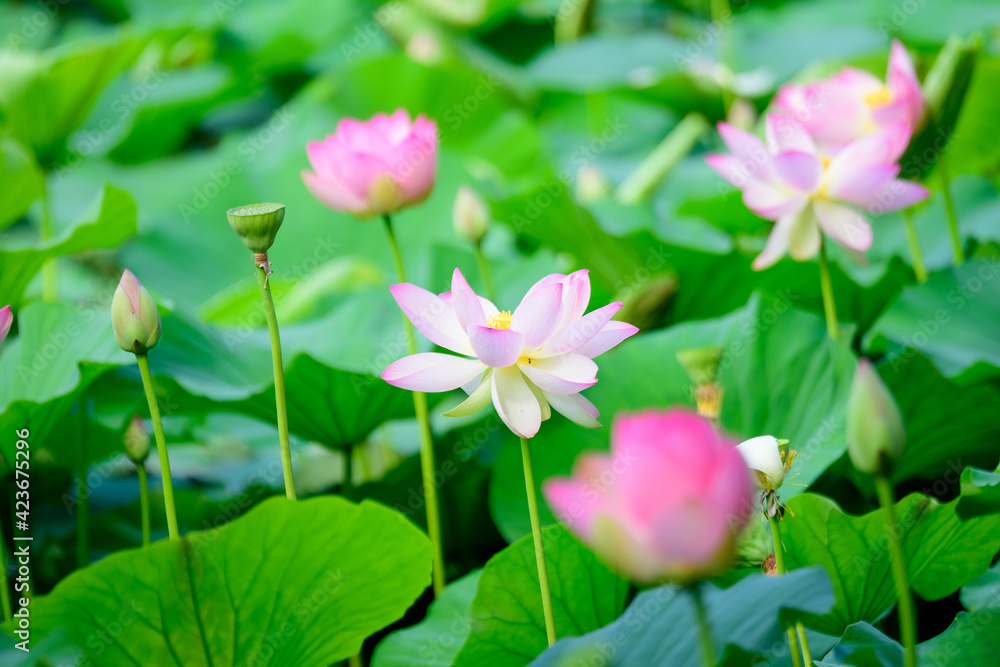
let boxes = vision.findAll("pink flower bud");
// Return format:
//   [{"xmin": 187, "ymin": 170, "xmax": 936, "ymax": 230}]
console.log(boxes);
[
  {"xmin": 111, "ymin": 270, "xmax": 161, "ymax": 354},
  {"xmin": 544, "ymin": 409, "xmax": 755, "ymax": 583},
  {"xmin": 847, "ymin": 359, "xmax": 905, "ymax": 475},
  {"xmin": 0, "ymin": 305, "xmax": 11, "ymax": 347},
  {"xmin": 302, "ymin": 109, "xmax": 438, "ymax": 219}
]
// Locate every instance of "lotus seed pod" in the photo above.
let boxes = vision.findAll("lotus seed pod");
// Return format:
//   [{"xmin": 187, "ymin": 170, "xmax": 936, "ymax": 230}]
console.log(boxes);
[{"xmin": 227, "ymin": 202, "xmax": 286, "ymax": 253}]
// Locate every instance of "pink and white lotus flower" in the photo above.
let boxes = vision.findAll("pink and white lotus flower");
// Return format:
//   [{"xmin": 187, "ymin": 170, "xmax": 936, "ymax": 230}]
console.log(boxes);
[
  {"xmin": 0, "ymin": 305, "xmax": 12, "ymax": 347},
  {"xmin": 706, "ymin": 116, "xmax": 930, "ymax": 269},
  {"xmin": 773, "ymin": 39, "xmax": 925, "ymax": 154},
  {"xmin": 382, "ymin": 268, "xmax": 638, "ymax": 439}
]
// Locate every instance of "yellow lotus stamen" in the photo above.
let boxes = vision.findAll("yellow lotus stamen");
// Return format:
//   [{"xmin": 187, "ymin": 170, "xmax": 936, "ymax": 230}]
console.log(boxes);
[
  {"xmin": 864, "ymin": 87, "xmax": 893, "ymax": 108},
  {"xmin": 488, "ymin": 311, "xmax": 512, "ymax": 330}
]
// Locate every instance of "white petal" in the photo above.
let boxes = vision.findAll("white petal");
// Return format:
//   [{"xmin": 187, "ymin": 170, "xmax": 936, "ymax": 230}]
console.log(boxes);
[
  {"xmin": 468, "ymin": 325, "xmax": 524, "ymax": 368},
  {"xmin": 390, "ymin": 284, "xmax": 471, "ymax": 355},
  {"xmin": 519, "ymin": 353, "xmax": 598, "ymax": 395},
  {"xmin": 442, "ymin": 375, "xmax": 493, "ymax": 418},
  {"xmin": 382, "ymin": 353, "xmax": 486, "ymax": 392},
  {"xmin": 491, "ymin": 366, "xmax": 542, "ymax": 439},
  {"xmin": 736, "ymin": 435, "xmax": 784, "ymax": 489},
  {"xmin": 545, "ymin": 392, "xmax": 600, "ymax": 429},
  {"xmin": 538, "ymin": 302, "xmax": 623, "ymax": 358},
  {"xmin": 511, "ymin": 282, "xmax": 564, "ymax": 350},
  {"xmin": 575, "ymin": 321, "xmax": 639, "ymax": 359}
]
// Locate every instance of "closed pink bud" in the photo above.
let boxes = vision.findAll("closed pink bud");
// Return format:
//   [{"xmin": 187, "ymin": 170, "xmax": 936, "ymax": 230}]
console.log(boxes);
[
  {"xmin": 544, "ymin": 409, "xmax": 755, "ymax": 584},
  {"xmin": 301, "ymin": 109, "xmax": 438, "ymax": 220},
  {"xmin": 0, "ymin": 305, "xmax": 11, "ymax": 347}
]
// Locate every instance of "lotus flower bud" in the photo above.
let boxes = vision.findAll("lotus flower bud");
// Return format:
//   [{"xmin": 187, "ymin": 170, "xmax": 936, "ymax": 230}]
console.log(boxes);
[
  {"xmin": 847, "ymin": 359, "xmax": 906, "ymax": 475},
  {"xmin": 124, "ymin": 415, "xmax": 150, "ymax": 463},
  {"xmin": 0, "ymin": 305, "xmax": 11, "ymax": 346},
  {"xmin": 452, "ymin": 186, "xmax": 489, "ymax": 243},
  {"xmin": 227, "ymin": 202, "xmax": 285, "ymax": 254},
  {"xmin": 111, "ymin": 270, "xmax": 161, "ymax": 354}
]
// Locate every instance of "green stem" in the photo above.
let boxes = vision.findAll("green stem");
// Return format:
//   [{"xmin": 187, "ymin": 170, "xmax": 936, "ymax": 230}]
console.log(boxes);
[
  {"xmin": 135, "ymin": 353, "xmax": 179, "ymax": 540},
  {"xmin": 616, "ymin": 113, "xmax": 709, "ymax": 205},
  {"xmin": 254, "ymin": 256, "xmax": 297, "ymax": 501},
  {"xmin": 818, "ymin": 239, "xmax": 839, "ymax": 343},
  {"xmin": 474, "ymin": 241, "xmax": 497, "ymax": 303},
  {"xmin": 937, "ymin": 155, "xmax": 963, "ymax": 266},
  {"xmin": 40, "ymin": 180, "xmax": 57, "ymax": 302},
  {"xmin": 710, "ymin": 0, "xmax": 736, "ymax": 111},
  {"xmin": 902, "ymin": 209, "xmax": 928, "ymax": 283},
  {"xmin": 768, "ymin": 513, "xmax": 810, "ymax": 667},
  {"xmin": 343, "ymin": 446, "xmax": 354, "ymax": 494},
  {"xmin": 691, "ymin": 584, "xmax": 717, "ymax": 667},
  {"xmin": 520, "ymin": 437, "xmax": 557, "ymax": 646},
  {"xmin": 76, "ymin": 400, "xmax": 89, "ymax": 569},
  {"xmin": 383, "ymin": 215, "xmax": 446, "ymax": 597},
  {"xmin": 0, "ymin": 509, "xmax": 11, "ymax": 621},
  {"xmin": 348, "ymin": 653, "xmax": 363, "ymax": 667},
  {"xmin": 875, "ymin": 474, "xmax": 917, "ymax": 667},
  {"xmin": 137, "ymin": 462, "xmax": 151, "ymax": 548}
]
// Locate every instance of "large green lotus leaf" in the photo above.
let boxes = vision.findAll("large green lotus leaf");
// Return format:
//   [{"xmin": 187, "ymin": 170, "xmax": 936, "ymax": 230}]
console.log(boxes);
[
  {"xmin": 877, "ymin": 354, "xmax": 1000, "ymax": 483},
  {"xmin": 490, "ymin": 294, "xmax": 855, "ymax": 541},
  {"xmin": 956, "ymin": 465, "xmax": 1000, "ymax": 520},
  {"xmin": 813, "ymin": 622, "xmax": 902, "ymax": 667},
  {"xmin": 0, "ymin": 184, "xmax": 137, "ymax": 309},
  {"xmin": 529, "ymin": 567, "xmax": 833, "ymax": 667},
  {"xmin": 0, "ymin": 35, "xmax": 148, "ymax": 163},
  {"xmin": 192, "ymin": 353, "xmax": 414, "ymax": 451},
  {"xmin": 372, "ymin": 570, "xmax": 482, "ymax": 667},
  {"xmin": 918, "ymin": 608, "xmax": 1000, "ymax": 666},
  {"xmin": 451, "ymin": 525, "xmax": 629, "ymax": 667},
  {"xmin": 0, "ymin": 136, "xmax": 43, "ymax": 230},
  {"xmin": 21, "ymin": 497, "xmax": 431, "ymax": 666},
  {"xmin": 960, "ymin": 561, "xmax": 1000, "ymax": 612},
  {"xmin": 782, "ymin": 493, "xmax": 1000, "ymax": 636},
  {"xmin": 863, "ymin": 259, "xmax": 1000, "ymax": 385}
]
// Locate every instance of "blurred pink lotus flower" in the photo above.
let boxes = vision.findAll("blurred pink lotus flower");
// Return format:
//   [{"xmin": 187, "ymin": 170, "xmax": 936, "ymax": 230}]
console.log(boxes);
[
  {"xmin": 382, "ymin": 268, "xmax": 638, "ymax": 439},
  {"xmin": 302, "ymin": 109, "xmax": 438, "ymax": 219},
  {"xmin": 706, "ymin": 116, "xmax": 930, "ymax": 269},
  {"xmin": 773, "ymin": 40, "xmax": 924, "ymax": 153},
  {"xmin": 544, "ymin": 409, "xmax": 754, "ymax": 583},
  {"xmin": 0, "ymin": 305, "xmax": 12, "ymax": 346}
]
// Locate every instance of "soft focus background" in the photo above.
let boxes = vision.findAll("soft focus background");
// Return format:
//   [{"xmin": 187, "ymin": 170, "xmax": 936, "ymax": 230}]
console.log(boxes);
[{"xmin": 2, "ymin": 0, "xmax": 1000, "ymax": 664}]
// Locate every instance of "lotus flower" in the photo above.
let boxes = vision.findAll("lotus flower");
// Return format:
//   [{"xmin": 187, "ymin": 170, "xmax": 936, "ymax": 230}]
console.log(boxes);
[
  {"xmin": 0, "ymin": 305, "xmax": 11, "ymax": 346},
  {"xmin": 544, "ymin": 410, "xmax": 754, "ymax": 583},
  {"xmin": 381, "ymin": 268, "xmax": 638, "ymax": 439},
  {"xmin": 737, "ymin": 435, "xmax": 792, "ymax": 492},
  {"xmin": 302, "ymin": 109, "xmax": 438, "ymax": 219},
  {"xmin": 706, "ymin": 117, "xmax": 930, "ymax": 269},
  {"xmin": 847, "ymin": 359, "xmax": 906, "ymax": 475},
  {"xmin": 111, "ymin": 270, "xmax": 161, "ymax": 354},
  {"xmin": 773, "ymin": 40, "xmax": 924, "ymax": 153}
]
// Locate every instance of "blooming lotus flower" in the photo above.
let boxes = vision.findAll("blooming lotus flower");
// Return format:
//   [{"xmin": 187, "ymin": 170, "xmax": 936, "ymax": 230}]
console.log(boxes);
[
  {"xmin": 302, "ymin": 109, "xmax": 438, "ymax": 219},
  {"xmin": 544, "ymin": 410, "xmax": 754, "ymax": 583},
  {"xmin": 111, "ymin": 270, "xmax": 161, "ymax": 354},
  {"xmin": 773, "ymin": 40, "xmax": 924, "ymax": 153},
  {"xmin": 381, "ymin": 268, "xmax": 638, "ymax": 439},
  {"xmin": 706, "ymin": 117, "xmax": 930, "ymax": 269},
  {"xmin": 0, "ymin": 305, "xmax": 11, "ymax": 347}
]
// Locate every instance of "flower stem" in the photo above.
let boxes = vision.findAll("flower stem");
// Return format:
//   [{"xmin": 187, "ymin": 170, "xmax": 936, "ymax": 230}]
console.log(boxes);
[
  {"xmin": 768, "ymin": 513, "xmax": 811, "ymax": 666},
  {"xmin": 253, "ymin": 256, "xmax": 297, "ymax": 501},
  {"xmin": 937, "ymin": 156, "xmax": 964, "ymax": 267},
  {"xmin": 710, "ymin": 0, "xmax": 736, "ymax": 112},
  {"xmin": 40, "ymin": 179, "xmax": 58, "ymax": 302},
  {"xmin": 348, "ymin": 653, "xmax": 363, "ymax": 667},
  {"xmin": 474, "ymin": 240, "xmax": 497, "ymax": 303},
  {"xmin": 520, "ymin": 436, "xmax": 557, "ymax": 646},
  {"xmin": 818, "ymin": 239, "xmax": 839, "ymax": 342},
  {"xmin": 902, "ymin": 209, "xmax": 928, "ymax": 283},
  {"xmin": 343, "ymin": 446, "xmax": 354, "ymax": 494},
  {"xmin": 383, "ymin": 215, "xmax": 446, "ymax": 596},
  {"xmin": 137, "ymin": 461, "xmax": 151, "ymax": 547},
  {"xmin": 76, "ymin": 401, "xmax": 89, "ymax": 568},
  {"xmin": 875, "ymin": 474, "xmax": 917, "ymax": 667},
  {"xmin": 691, "ymin": 584, "xmax": 717, "ymax": 667},
  {"xmin": 135, "ymin": 353, "xmax": 179, "ymax": 540}
]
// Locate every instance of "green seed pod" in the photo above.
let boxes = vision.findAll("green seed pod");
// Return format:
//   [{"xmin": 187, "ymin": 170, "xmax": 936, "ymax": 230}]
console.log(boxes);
[
  {"xmin": 111, "ymin": 269, "xmax": 161, "ymax": 354},
  {"xmin": 227, "ymin": 202, "xmax": 286, "ymax": 253},
  {"xmin": 124, "ymin": 415, "xmax": 150, "ymax": 463},
  {"xmin": 676, "ymin": 347, "xmax": 725, "ymax": 386},
  {"xmin": 846, "ymin": 359, "xmax": 906, "ymax": 475}
]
